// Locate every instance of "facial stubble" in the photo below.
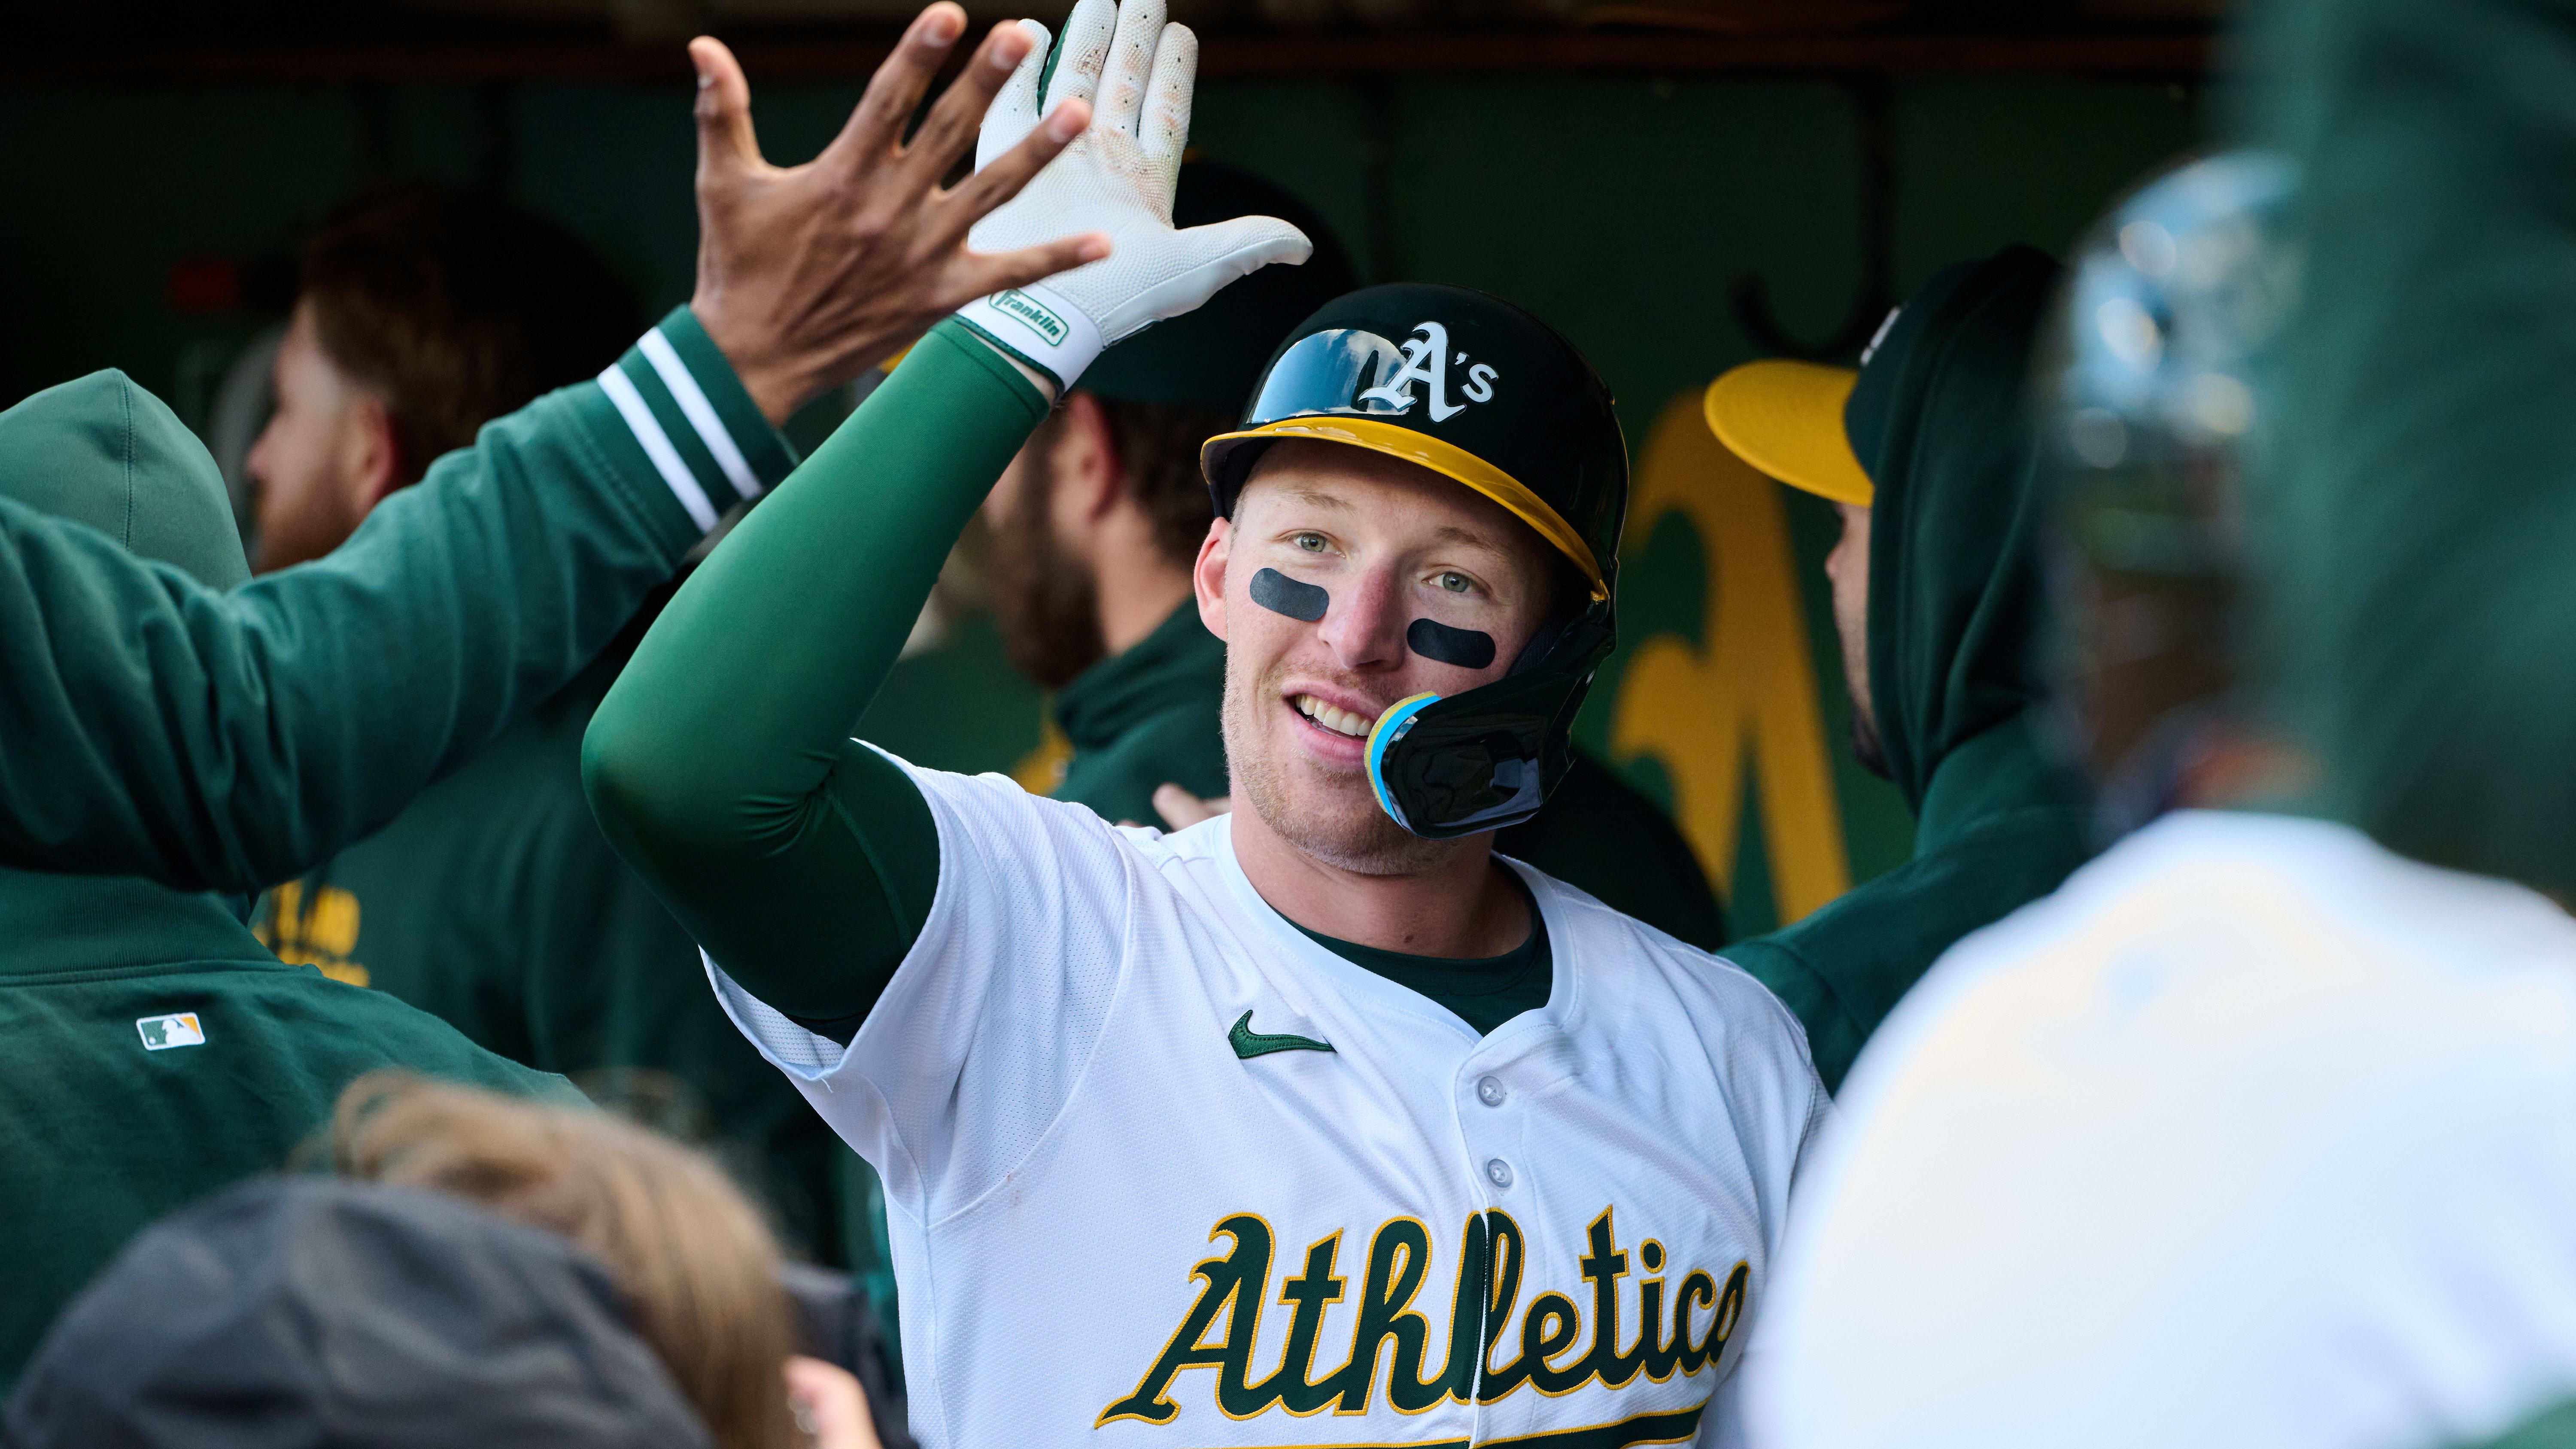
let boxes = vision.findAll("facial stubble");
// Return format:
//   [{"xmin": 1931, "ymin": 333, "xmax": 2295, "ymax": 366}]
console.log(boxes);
[
  {"xmin": 988, "ymin": 447, "xmax": 1108, "ymax": 691},
  {"xmin": 1219, "ymin": 646, "xmax": 1462, "ymax": 878}
]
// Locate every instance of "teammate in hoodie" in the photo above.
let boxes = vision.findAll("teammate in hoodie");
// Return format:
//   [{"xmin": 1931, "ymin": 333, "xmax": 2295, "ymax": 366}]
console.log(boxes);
[
  {"xmin": 0, "ymin": 6, "xmax": 1097, "ymax": 1390},
  {"xmin": 246, "ymin": 185, "xmax": 891, "ymax": 1306},
  {"xmin": 1750, "ymin": 147, "xmax": 2576, "ymax": 1449},
  {"xmin": 0, "ymin": 15, "xmax": 1092, "ymax": 893},
  {"xmin": 1698, "ymin": 247, "xmax": 2093, "ymax": 1091}
]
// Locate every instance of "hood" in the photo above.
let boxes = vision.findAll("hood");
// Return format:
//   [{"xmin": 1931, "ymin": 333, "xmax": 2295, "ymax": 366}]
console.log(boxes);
[
  {"xmin": 1052, "ymin": 598, "xmax": 1225, "ymax": 753},
  {"xmin": 4, "ymin": 1176, "xmax": 713, "ymax": 1449},
  {"xmin": 0, "ymin": 369, "xmax": 249, "ymax": 590},
  {"xmin": 1846, "ymin": 246, "xmax": 2063, "ymax": 812}
]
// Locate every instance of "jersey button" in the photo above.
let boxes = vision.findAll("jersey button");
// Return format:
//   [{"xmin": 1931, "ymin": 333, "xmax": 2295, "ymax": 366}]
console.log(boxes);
[
  {"xmin": 1476, "ymin": 1075, "xmax": 1507, "ymax": 1107},
  {"xmin": 1485, "ymin": 1158, "xmax": 1514, "ymax": 1190}
]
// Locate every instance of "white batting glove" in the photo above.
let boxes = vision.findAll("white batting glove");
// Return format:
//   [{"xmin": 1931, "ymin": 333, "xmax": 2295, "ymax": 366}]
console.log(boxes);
[{"xmin": 954, "ymin": 0, "xmax": 1312, "ymax": 389}]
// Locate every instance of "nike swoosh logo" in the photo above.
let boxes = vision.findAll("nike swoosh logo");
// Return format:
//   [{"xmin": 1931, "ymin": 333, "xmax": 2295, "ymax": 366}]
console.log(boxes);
[{"xmin": 1229, "ymin": 1009, "xmax": 1334, "ymax": 1060}]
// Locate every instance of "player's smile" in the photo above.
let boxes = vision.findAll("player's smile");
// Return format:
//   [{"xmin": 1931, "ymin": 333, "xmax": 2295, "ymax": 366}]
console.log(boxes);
[{"xmin": 1282, "ymin": 684, "xmax": 1385, "ymax": 766}]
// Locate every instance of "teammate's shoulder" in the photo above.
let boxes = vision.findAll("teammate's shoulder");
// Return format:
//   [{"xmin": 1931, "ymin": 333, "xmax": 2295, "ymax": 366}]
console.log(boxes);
[{"xmin": 176, "ymin": 962, "xmax": 583, "ymax": 1102}]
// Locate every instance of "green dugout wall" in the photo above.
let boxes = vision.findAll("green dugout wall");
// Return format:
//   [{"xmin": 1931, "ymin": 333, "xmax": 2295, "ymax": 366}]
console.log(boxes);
[{"xmin": 0, "ymin": 66, "xmax": 2200, "ymax": 936}]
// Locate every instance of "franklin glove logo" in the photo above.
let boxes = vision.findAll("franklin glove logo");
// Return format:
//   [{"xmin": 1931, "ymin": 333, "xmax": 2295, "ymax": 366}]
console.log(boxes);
[
  {"xmin": 1356, "ymin": 321, "xmax": 1498, "ymax": 422},
  {"xmin": 993, "ymin": 288, "xmax": 1072, "ymax": 347}
]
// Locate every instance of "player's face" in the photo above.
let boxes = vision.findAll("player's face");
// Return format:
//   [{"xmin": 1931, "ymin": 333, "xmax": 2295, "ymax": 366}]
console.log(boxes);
[
  {"xmin": 246, "ymin": 301, "xmax": 383, "ymax": 574},
  {"xmin": 981, "ymin": 411, "xmax": 1107, "ymax": 689},
  {"xmin": 1198, "ymin": 440, "xmax": 1558, "ymax": 874},
  {"xmin": 1824, "ymin": 499, "xmax": 1886, "ymax": 777}
]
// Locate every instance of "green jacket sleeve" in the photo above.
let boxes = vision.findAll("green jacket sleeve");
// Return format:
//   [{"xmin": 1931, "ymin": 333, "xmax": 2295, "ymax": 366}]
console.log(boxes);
[
  {"xmin": 0, "ymin": 307, "xmax": 789, "ymax": 894},
  {"xmin": 585, "ymin": 320, "xmax": 1050, "ymax": 1035}
]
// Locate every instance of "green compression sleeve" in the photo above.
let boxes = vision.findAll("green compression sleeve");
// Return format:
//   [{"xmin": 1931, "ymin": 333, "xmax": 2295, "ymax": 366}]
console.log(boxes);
[
  {"xmin": 0, "ymin": 310, "xmax": 784, "ymax": 893},
  {"xmin": 585, "ymin": 321, "xmax": 1050, "ymax": 1030}
]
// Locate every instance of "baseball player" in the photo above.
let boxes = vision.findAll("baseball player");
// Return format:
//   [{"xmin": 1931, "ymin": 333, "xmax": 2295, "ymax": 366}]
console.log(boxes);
[
  {"xmin": 585, "ymin": 1, "xmax": 1827, "ymax": 1442},
  {"xmin": 1750, "ymin": 153, "xmax": 2576, "ymax": 1449},
  {"xmin": 982, "ymin": 159, "xmax": 1728, "ymax": 948},
  {"xmin": 0, "ymin": 5, "xmax": 1093, "ymax": 1390},
  {"xmin": 1698, "ymin": 248, "xmax": 2092, "ymax": 1092}
]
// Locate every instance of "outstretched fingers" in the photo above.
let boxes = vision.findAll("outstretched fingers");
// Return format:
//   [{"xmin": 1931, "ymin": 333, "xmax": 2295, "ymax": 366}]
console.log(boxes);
[
  {"xmin": 690, "ymin": 37, "xmax": 764, "ymax": 182},
  {"xmin": 897, "ymin": 19, "xmax": 1039, "ymax": 192},
  {"xmin": 936, "ymin": 96, "xmax": 1092, "ymax": 246},
  {"xmin": 1176, "ymin": 214, "xmax": 1315, "ymax": 285},
  {"xmin": 1094, "ymin": 0, "xmax": 1167, "ymax": 138},
  {"xmin": 1136, "ymin": 21, "xmax": 1195, "ymax": 179},
  {"xmin": 1042, "ymin": 0, "xmax": 1119, "ymax": 110},
  {"xmin": 955, "ymin": 231, "xmax": 1115, "ymax": 305},
  {"xmin": 977, "ymin": 20, "xmax": 1052, "ymax": 170},
  {"xmin": 823, "ymin": 2, "xmax": 968, "ymax": 170}
]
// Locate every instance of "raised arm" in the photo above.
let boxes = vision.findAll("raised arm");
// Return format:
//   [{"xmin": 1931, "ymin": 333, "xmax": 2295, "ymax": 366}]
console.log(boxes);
[
  {"xmin": 0, "ymin": 333, "xmax": 768, "ymax": 893},
  {"xmin": 0, "ymin": 4, "xmax": 1102, "ymax": 895},
  {"xmin": 585, "ymin": 0, "xmax": 1309, "ymax": 1039}
]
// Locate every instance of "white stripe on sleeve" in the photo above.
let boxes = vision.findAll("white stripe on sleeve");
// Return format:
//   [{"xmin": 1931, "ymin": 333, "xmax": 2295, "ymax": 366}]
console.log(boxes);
[
  {"xmin": 638, "ymin": 329, "xmax": 763, "ymax": 500},
  {"xmin": 598, "ymin": 364, "xmax": 719, "ymax": 533}
]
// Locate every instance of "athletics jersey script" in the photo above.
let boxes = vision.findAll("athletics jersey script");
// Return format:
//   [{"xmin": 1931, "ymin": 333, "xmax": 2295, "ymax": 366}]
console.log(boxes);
[
  {"xmin": 711, "ymin": 751, "xmax": 1827, "ymax": 1449},
  {"xmin": 1105, "ymin": 1208, "xmax": 1749, "ymax": 1429}
]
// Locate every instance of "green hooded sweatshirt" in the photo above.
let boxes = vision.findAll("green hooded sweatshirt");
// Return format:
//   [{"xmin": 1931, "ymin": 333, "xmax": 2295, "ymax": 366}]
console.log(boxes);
[
  {"xmin": 257, "ymin": 589, "xmax": 897, "ymax": 1300},
  {"xmin": 2249, "ymin": 0, "xmax": 2576, "ymax": 900},
  {"xmin": 0, "ymin": 307, "xmax": 772, "ymax": 890},
  {"xmin": 0, "ymin": 371, "xmax": 591, "ymax": 1393},
  {"xmin": 1723, "ymin": 248, "xmax": 2094, "ymax": 1093}
]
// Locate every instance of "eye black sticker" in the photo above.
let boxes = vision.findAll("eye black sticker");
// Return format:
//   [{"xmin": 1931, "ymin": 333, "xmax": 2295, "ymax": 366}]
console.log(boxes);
[
  {"xmin": 1407, "ymin": 618, "xmax": 1496, "ymax": 669},
  {"xmin": 1250, "ymin": 568, "xmax": 1329, "ymax": 623}
]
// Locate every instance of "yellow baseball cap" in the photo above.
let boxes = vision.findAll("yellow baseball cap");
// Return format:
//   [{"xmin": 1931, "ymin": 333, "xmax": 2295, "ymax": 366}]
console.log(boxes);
[{"xmin": 1701, "ymin": 359, "xmax": 1875, "ymax": 508}]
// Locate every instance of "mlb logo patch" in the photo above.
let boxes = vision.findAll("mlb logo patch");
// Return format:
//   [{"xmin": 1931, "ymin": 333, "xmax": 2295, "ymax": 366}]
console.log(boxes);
[{"xmin": 137, "ymin": 1013, "xmax": 205, "ymax": 1051}]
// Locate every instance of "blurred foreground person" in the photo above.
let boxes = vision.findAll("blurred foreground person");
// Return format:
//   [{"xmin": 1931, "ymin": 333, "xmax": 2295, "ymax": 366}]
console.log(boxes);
[
  {"xmin": 1701, "ymin": 248, "xmax": 2091, "ymax": 1091},
  {"xmin": 329, "ymin": 1074, "xmax": 887, "ymax": 1449},
  {"xmin": 247, "ymin": 185, "xmax": 639, "ymax": 570},
  {"xmin": 1752, "ymin": 153, "xmax": 2576, "ymax": 1449},
  {"xmin": 8, "ymin": 1074, "xmax": 891, "ymax": 1449},
  {"xmin": 7, "ymin": 1179, "xmax": 721, "ymax": 1449},
  {"xmin": 586, "ymin": 1, "xmax": 1822, "ymax": 1440},
  {"xmin": 1010, "ymin": 162, "xmax": 1726, "ymax": 946},
  {"xmin": 251, "ymin": 190, "xmax": 877, "ymax": 1283},
  {"xmin": 0, "ymin": 3, "xmax": 1100, "ymax": 1392}
]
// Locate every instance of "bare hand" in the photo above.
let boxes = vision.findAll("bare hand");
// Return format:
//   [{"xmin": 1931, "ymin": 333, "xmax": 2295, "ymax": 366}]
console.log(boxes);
[
  {"xmin": 687, "ymin": 5, "xmax": 1112, "ymax": 423},
  {"xmin": 1153, "ymin": 784, "xmax": 1231, "ymax": 830},
  {"xmin": 785, "ymin": 1355, "xmax": 885, "ymax": 1449}
]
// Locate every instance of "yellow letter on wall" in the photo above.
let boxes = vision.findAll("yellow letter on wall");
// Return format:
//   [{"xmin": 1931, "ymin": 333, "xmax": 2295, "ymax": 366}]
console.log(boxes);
[{"xmin": 1611, "ymin": 392, "xmax": 1850, "ymax": 925}]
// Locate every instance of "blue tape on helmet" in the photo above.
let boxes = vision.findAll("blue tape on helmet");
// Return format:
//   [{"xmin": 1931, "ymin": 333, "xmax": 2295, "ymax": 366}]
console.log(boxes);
[{"xmin": 1364, "ymin": 693, "xmax": 1442, "ymax": 829}]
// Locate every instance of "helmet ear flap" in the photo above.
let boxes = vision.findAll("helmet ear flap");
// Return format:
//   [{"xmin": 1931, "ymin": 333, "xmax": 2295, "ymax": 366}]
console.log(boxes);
[
  {"xmin": 1505, "ymin": 550, "xmax": 1601, "ymax": 674},
  {"xmin": 1509, "ymin": 616, "xmax": 1567, "ymax": 675}
]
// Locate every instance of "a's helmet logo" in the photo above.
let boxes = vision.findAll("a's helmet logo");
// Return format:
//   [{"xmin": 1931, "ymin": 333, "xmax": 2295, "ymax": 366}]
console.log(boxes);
[{"xmin": 1355, "ymin": 321, "xmax": 1498, "ymax": 423}]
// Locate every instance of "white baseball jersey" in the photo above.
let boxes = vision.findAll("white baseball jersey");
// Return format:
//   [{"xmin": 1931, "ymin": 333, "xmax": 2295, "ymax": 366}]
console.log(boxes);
[
  {"xmin": 1750, "ymin": 810, "xmax": 2576, "ymax": 1449},
  {"xmin": 709, "ymin": 753, "xmax": 1828, "ymax": 1449}
]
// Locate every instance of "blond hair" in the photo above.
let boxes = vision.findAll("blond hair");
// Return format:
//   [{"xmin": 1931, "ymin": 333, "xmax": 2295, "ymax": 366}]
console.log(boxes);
[{"xmin": 329, "ymin": 1073, "xmax": 800, "ymax": 1449}]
